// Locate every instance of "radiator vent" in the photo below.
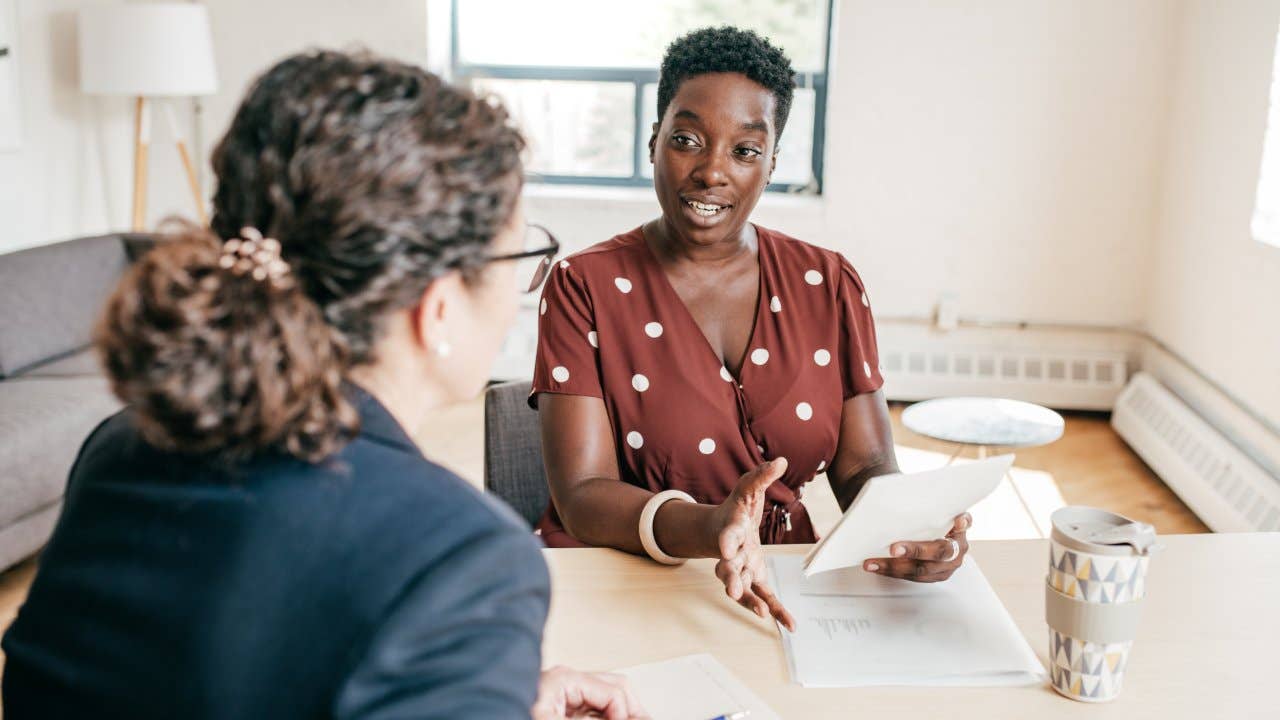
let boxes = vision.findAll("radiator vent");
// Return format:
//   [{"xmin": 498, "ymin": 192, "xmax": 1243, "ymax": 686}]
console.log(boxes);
[
  {"xmin": 1111, "ymin": 372, "xmax": 1280, "ymax": 532},
  {"xmin": 881, "ymin": 347, "xmax": 1127, "ymax": 410}
]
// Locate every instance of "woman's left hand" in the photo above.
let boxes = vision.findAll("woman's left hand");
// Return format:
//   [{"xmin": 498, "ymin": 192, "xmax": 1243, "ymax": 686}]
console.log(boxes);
[{"xmin": 862, "ymin": 513, "xmax": 972, "ymax": 583}]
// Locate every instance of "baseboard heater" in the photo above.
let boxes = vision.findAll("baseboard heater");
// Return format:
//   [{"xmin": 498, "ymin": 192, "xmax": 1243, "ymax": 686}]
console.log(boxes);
[
  {"xmin": 1111, "ymin": 372, "xmax": 1280, "ymax": 532},
  {"xmin": 881, "ymin": 347, "xmax": 1127, "ymax": 411}
]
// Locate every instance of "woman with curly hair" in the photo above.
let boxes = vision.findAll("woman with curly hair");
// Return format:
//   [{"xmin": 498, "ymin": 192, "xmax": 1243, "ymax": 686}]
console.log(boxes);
[
  {"xmin": 2, "ymin": 50, "xmax": 643, "ymax": 720},
  {"xmin": 531, "ymin": 27, "xmax": 973, "ymax": 629}
]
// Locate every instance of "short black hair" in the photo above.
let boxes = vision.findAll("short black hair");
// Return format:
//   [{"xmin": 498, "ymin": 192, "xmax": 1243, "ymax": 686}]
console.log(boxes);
[{"xmin": 657, "ymin": 26, "xmax": 797, "ymax": 145}]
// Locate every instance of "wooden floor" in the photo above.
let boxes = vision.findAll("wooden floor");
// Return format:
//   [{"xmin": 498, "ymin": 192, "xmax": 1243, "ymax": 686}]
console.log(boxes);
[{"xmin": 0, "ymin": 399, "xmax": 1207, "ymax": 686}]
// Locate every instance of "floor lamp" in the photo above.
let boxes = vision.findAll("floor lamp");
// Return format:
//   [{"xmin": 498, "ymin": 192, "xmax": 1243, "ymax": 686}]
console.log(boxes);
[{"xmin": 78, "ymin": 4, "xmax": 217, "ymax": 231}]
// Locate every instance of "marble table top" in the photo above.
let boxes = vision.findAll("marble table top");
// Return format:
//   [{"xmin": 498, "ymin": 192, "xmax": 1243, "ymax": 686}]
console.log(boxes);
[{"xmin": 901, "ymin": 396, "xmax": 1066, "ymax": 447}]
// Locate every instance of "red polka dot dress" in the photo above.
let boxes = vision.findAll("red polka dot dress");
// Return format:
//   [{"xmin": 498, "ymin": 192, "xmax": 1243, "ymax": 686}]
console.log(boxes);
[{"xmin": 530, "ymin": 225, "xmax": 883, "ymax": 547}]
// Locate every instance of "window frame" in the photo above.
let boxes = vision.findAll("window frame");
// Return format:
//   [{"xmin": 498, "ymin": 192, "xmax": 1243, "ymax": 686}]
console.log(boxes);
[{"xmin": 447, "ymin": 0, "xmax": 835, "ymax": 194}]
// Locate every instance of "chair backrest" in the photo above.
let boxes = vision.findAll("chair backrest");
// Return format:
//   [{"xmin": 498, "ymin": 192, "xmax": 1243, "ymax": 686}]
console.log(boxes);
[{"xmin": 483, "ymin": 380, "xmax": 550, "ymax": 528}]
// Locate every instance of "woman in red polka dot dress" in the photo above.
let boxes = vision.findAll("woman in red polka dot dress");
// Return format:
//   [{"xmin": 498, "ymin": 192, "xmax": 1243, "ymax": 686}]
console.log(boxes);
[{"xmin": 530, "ymin": 28, "xmax": 973, "ymax": 629}]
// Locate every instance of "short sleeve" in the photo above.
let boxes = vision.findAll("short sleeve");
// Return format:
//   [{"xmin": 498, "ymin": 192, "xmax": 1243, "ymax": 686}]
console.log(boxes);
[
  {"xmin": 837, "ymin": 256, "xmax": 884, "ymax": 399},
  {"xmin": 530, "ymin": 262, "xmax": 603, "ymax": 408}
]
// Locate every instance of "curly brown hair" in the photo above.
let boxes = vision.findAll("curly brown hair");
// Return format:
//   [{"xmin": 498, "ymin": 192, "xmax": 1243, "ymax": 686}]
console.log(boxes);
[{"xmin": 96, "ymin": 50, "xmax": 525, "ymax": 463}]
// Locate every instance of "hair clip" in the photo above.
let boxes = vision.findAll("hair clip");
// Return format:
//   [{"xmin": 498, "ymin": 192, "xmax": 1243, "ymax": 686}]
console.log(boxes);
[{"xmin": 218, "ymin": 227, "xmax": 292, "ymax": 288}]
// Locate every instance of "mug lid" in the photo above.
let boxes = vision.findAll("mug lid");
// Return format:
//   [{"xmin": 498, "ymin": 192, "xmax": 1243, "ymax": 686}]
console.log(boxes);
[{"xmin": 1051, "ymin": 506, "xmax": 1159, "ymax": 556}]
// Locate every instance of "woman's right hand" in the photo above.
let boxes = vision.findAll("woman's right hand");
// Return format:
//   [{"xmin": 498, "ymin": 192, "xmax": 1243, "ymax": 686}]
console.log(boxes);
[
  {"xmin": 532, "ymin": 666, "xmax": 649, "ymax": 720},
  {"xmin": 708, "ymin": 457, "xmax": 797, "ymax": 632}
]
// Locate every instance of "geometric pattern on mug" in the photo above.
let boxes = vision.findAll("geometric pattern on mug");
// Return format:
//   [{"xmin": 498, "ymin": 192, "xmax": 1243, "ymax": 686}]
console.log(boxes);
[
  {"xmin": 1049, "ymin": 628, "xmax": 1131, "ymax": 701},
  {"xmin": 1048, "ymin": 566, "xmax": 1146, "ymax": 604},
  {"xmin": 1048, "ymin": 542, "xmax": 1148, "ymax": 603}
]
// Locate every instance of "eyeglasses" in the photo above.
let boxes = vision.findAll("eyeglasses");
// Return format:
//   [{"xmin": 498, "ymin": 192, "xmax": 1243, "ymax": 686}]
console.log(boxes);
[{"xmin": 481, "ymin": 223, "xmax": 560, "ymax": 294}]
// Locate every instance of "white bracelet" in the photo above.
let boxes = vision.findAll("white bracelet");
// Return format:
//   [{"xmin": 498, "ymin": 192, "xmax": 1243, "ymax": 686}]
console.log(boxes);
[{"xmin": 639, "ymin": 489, "xmax": 696, "ymax": 565}]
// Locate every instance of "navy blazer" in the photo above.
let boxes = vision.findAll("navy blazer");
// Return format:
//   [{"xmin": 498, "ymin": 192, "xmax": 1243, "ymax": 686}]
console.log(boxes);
[{"xmin": 2, "ymin": 387, "xmax": 550, "ymax": 719}]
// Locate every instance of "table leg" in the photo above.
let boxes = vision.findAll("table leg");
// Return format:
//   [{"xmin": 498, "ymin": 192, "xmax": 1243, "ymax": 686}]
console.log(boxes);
[
  {"xmin": 998, "ymin": 461, "xmax": 1039, "ymax": 535},
  {"xmin": 990, "ymin": 447, "xmax": 1046, "ymax": 538},
  {"xmin": 945, "ymin": 444, "xmax": 967, "ymax": 466}
]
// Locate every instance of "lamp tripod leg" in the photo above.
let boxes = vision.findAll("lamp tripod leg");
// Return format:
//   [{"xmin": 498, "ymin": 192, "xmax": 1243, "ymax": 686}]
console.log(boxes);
[
  {"xmin": 176, "ymin": 138, "xmax": 206, "ymax": 226},
  {"xmin": 131, "ymin": 96, "xmax": 149, "ymax": 231}
]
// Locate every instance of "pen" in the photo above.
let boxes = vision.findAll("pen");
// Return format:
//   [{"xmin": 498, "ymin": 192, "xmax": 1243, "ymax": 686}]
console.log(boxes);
[{"xmin": 707, "ymin": 712, "xmax": 750, "ymax": 720}]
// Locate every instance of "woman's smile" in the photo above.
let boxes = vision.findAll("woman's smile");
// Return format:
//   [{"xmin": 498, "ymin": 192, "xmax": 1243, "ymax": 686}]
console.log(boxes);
[{"xmin": 681, "ymin": 194, "xmax": 735, "ymax": 223}]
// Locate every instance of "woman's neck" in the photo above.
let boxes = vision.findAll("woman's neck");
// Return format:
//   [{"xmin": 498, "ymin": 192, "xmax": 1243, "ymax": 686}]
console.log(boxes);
[
  {"xmin": 347, "ymin": 353, "xmax": 445, "ymax": 441},
  {"xmin": 647, "ymin": 217, "xmax": 757, "ymax": 267}
]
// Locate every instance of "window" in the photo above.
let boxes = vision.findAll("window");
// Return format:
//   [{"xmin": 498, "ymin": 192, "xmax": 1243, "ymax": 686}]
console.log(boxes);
[
  {"xmin": 1251, "ymin": 25, "xmax": 1280, "ymax": 248},
  {"xmin": 447, "ymin": 0, "xmax": 834, "ymax": 193}
]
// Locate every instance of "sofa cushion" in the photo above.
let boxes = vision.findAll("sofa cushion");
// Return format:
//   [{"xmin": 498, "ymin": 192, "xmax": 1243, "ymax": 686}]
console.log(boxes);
[
  {"xmin": 0, "ymin": 376, "xmax": 122, "ymax": 527},
  {"xmin": 21, "ymin": 349, "xmax": 104, "ymax": 378},
  {"xmin": 0, "ymin": 234, "xmax": 129, "ymax": 377}
]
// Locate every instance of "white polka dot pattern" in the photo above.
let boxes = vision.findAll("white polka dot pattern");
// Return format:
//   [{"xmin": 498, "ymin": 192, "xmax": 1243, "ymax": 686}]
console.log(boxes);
[
  {"xmin": 526, "ymin": 226, "xmax": 886, "ymax": 546},
  {"xmin": 796, "ymin": 402, "xmax": 813, "ymax": 421}
]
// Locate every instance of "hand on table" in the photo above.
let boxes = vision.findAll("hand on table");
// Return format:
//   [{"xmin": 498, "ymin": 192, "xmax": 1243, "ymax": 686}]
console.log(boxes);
[
  {"xmin": 863, "ymin": 513, "xmax": 972, "ymax": 583},
  {"xmin": 532, "ymin": 666, "xmax": 649, "ymax": 720},
  {"xmin": 709, "ymin": 457, "xmax": 797, "ymax": 632}
]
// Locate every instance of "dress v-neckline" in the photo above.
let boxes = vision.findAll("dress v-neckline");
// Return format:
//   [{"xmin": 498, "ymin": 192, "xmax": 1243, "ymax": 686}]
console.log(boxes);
[{"xmin": 636, "ymin": 224, "xmax": 770, "ymax": 383}]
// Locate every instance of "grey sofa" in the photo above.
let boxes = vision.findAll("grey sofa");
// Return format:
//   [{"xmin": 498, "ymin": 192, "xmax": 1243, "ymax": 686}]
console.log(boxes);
[{"xmin": 0, "ymin": 234, "xmax": 145, "ymax": 572}]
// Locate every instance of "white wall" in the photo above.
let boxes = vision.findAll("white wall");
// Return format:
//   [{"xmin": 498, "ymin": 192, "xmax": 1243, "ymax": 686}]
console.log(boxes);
[
  {"xmin": 9, "ymin": 1, "xmax": 1276, "ymax": 431},
  {"xmin": 4, "ymin": 0, "xmax": 1182, "ymax": 329},
  {"xmin": 0, "ymin": 0, "xmax": 196, "ymax": 254},
  {"xmin": 528, "ymin": 0, "xmax": 1180, "ymax": 330},
  {"xmin": 199, "ymin": 0, "xmax": 428, "ymax": 154},
  {"xmin": 1147, "ymin": 0, "xmax": 1280, "ymax": 428},
  {"xmin": 1, "ymin": 0, "xmax": 126, "ymax": 253},
  {"xmin": 0, "ymin": 0, "xmax": 428, "ymax": 256},
  {"xmin": 23, "ymin": 0, "xmax": 1185, "ymax": 402}
]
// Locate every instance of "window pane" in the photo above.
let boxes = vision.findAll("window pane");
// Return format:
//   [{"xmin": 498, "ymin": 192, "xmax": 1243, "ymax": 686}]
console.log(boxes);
[
  {"xmin": 472, "ymin": 79, "xmax": 635, "ymax": 177},
  {"xmin": 640, "ymin": 84, "xmax": 816, "ymax": 188},
  {"xmin": 1252, "ymin": 25, "xmax": 1280, "ymax": 248},
  {"xmin": 457, "ymin": 0, "xmax": 830, "ymax": 72}
]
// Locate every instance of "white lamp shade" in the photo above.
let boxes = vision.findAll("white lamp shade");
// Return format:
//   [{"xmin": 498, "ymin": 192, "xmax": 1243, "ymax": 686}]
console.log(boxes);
[{"xmin": 78, "ymin": 4, "xmax": 217, "ymax": 96}]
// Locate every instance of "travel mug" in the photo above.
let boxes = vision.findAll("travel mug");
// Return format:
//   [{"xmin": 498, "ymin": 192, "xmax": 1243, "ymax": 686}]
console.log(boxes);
[{"xmin": 1045, "ymin": 506, "xmax": 1158, "ymax": 702}]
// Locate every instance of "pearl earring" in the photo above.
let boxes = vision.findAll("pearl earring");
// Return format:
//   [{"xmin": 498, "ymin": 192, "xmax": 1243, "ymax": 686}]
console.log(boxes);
[{"xmin": 435, "ymin": 341, "xmax": 452, "ymax": 358}]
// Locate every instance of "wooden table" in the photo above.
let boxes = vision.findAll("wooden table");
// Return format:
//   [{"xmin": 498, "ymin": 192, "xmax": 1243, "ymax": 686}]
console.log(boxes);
[{"xmin": 543, "ymin": 534, "xmax": 1278, "ymax": 719}]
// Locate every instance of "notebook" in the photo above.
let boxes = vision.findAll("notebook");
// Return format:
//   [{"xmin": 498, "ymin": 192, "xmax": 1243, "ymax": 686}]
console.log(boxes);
[
  {"xmin": 803, "ymin": 454, "xmax": 1014, "ymax": 576},
  {"xmin": 769, "ymin": 554, "xmax": 1045, "ymax": 687},
  {"xmin": 613, "ymin": 653, "xmax": 780, "ymax": 720}
]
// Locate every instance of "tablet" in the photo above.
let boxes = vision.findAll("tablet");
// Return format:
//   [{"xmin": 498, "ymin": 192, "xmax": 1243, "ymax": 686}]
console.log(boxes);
[{"xmin": 802, "ymin": 454, "xmax": 1014, "ymax": 576}]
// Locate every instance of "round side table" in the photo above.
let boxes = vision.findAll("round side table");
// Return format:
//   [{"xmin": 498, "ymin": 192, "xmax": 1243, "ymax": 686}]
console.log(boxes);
[{"xmin": 901, "ymin": 396, "xmax": 1065, "ymax": 537}]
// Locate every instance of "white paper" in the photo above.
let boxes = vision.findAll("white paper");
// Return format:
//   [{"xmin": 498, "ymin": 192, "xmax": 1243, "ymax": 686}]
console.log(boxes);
[
  {"xmin": 614, "ymin": 653, "xmax": 780, "ymax": 720},
  {"xmin": 803, "ymin": 454, "xmax": 1014, "ymax": 576},
  {"xmin": 770, "ymin": 554, "xmax": 1045, "ymax": 688}
]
